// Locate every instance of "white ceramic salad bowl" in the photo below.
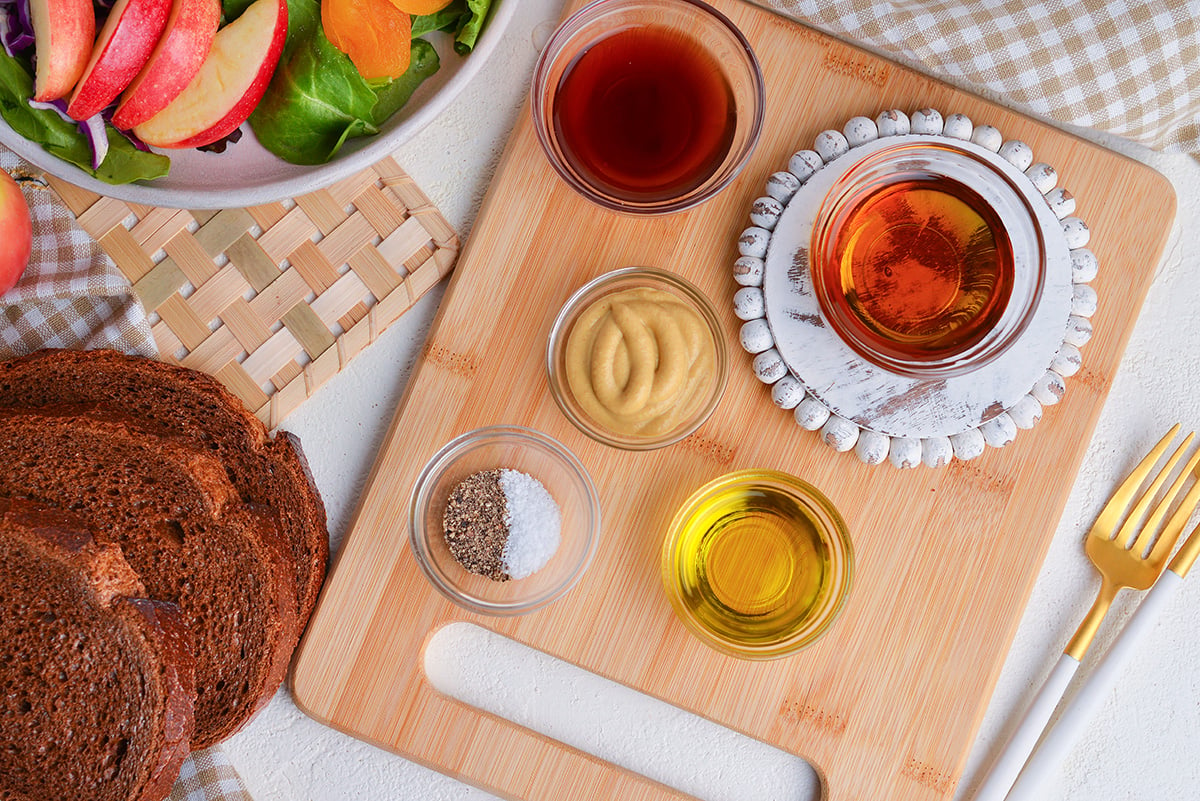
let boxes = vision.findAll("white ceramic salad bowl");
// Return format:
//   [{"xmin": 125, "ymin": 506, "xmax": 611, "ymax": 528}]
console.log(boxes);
[{"xmin": 0, "ymin": 0, "xmax": 516, "ymax": 209}]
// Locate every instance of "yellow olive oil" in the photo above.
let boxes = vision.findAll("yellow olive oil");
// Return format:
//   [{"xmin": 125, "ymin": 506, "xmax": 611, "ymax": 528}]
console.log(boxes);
[{"xmin": 669, "ymin": 480, "xmax": 835, "ymax": 649}]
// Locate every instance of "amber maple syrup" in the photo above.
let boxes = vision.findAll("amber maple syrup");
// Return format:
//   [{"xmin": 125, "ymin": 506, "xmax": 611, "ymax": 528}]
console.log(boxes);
[
  {"xmin": 818, "ymin": 172, "xmax": 1015, "ymax": 365},
  {"xmin": 552, "ymin": 25, "xmax": 736, "ymax": 203}
]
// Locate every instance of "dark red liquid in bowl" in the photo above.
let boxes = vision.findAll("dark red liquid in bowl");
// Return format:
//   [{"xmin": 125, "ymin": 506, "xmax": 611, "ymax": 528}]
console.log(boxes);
[{"xmin": 552, "ymin": 25, "xmax": 737, "ymax": 203}]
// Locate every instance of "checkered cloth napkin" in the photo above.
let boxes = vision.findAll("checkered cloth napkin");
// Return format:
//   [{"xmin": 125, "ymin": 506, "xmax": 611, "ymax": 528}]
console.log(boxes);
[
  {"xmin": 760, "ymin": 0, "xmax": 1200, "ymax": 153},
  {"xmin": 168, "ymin": 749, "xmax": 254, "ymax": 801},
  {"xmin": 0, "ymin": 148, "xmax": 155, "ymax": 357},
  {"xmin": 1, "ymin": 148, "xmax": 254, "ymax": 800}
]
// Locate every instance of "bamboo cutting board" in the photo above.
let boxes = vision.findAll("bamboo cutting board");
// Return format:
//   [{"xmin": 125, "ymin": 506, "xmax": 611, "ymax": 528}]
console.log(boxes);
[{"xmin": 291, "ymin": 2, "xmax": 1176, "ymax": 799}]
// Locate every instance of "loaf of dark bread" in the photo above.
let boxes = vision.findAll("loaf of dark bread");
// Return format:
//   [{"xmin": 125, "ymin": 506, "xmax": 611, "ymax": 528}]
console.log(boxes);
[
  {"xmin": 0, "ymin": 498, "xmax": 194, "ymax": 801},
  {"xmin": 0, "ymin": 407, "xmax": 299, "ymax": 749},
  {"xmin": 0, "ymin": 348, "xmax": 328, "ymax": 629}
]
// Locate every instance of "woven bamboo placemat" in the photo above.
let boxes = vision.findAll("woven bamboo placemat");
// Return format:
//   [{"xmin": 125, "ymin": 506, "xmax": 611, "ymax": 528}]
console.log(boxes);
[{"xmin": 45, "ymin": 157, "xmax": 459, "ymax": 429}]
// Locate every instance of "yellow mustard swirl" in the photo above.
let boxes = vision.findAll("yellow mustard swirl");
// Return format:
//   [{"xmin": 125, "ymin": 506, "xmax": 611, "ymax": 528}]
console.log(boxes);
[{"xmin": 565, "ymin": 286, "xmax": 716, "ymax": 436}]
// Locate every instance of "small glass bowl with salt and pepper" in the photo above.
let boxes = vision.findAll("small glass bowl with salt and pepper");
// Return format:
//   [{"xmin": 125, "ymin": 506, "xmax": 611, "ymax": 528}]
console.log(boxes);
[{"xmin": 409, "ymin": 425, "xmax": 601, "ymax": 616}]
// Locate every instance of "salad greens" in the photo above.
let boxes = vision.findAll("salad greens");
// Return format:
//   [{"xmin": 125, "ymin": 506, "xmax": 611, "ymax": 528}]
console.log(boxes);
[
  {"xmin": 412, "ymin": 0, "xmax": 493, "ymax": 53},
  {"xmin": 0, "ymin": 0, "xmax": 496, "ymax": 183},
  {"xmin": 248, "ymin": 0, "xmax": 440, "ymax": 165},
  {"xmin": 223, "ymin": 0, "xmax": 258, "ymax": 19},
  {"xmin": 0, "ymin": 52, "xmax": 169, "ymax": 183},
  {"xmin": 248, "ymin": 0, "xmax": 493, "ymax": 166}
]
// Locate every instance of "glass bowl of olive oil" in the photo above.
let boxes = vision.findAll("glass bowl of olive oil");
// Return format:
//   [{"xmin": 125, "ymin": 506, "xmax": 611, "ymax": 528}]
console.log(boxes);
[{"xmin": 662, "ymin": 470, "xmax": 853, "ymax": 659}]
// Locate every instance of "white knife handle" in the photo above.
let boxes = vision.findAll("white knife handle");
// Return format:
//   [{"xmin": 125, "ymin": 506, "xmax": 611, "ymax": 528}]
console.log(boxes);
[
  {"xmin": 967, "ymin": 653, "xmax": 1080, "ymax": 801},
  {"xmin": 1005, "ymin": 570, "xmax": 1185, "ymax": 799}
]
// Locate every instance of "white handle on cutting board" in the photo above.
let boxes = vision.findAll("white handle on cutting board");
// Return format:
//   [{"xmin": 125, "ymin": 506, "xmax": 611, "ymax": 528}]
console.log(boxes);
[
  {"xmin": 1005, "ymin": 569, "xmax": 1185, "ymax": 798},
  {"xmin": 967, "ymin": 653, "xmax": 1080, "ymax": 801}
]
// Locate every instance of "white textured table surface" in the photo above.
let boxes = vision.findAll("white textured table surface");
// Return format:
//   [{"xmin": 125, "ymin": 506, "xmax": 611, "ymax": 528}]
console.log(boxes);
[{"xmin": 223, "ymin": 3, "xmax": 1200, "ymax": 799}]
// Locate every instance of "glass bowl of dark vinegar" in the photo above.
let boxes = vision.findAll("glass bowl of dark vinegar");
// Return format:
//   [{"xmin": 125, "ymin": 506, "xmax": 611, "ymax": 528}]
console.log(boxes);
[{"xmin": 531, "ymin": 0, "xmax": 765, "ymax": 215}]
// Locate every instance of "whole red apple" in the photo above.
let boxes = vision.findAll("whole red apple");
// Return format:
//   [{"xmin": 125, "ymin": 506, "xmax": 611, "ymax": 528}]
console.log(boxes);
[{"xmin": 0, "ymin": 172, "xmax": 32, "ymax": 296}]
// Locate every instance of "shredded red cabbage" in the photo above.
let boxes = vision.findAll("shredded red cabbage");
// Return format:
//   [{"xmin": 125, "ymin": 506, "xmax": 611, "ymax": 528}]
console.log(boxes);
[
  {"xmin": 15, "ymin": 0, "xmax": 30, "ymax": 41},
  {"xmin": 26, "ymin": 97, "xmax": 70, "ymax": 120},
  {"xmin": 0, "ymin": 0, "xmax": 34, "ymax": 56},
  {"xmin": 28, "ymin": 98, "xmax": 111, "ymax": 170},
  {"xmin": 102, "ymin": 106, "xmax": 151, "ymax": 152},
  {"xmin": 78, "ymin": 113, "xmax": 109, "ymax": 169}
]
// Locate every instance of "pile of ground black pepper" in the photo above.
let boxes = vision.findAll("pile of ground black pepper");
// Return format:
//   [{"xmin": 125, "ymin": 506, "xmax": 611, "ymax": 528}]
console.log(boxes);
[{"xmin": 443, "ymin": 469, "xmax": 512, "ymax": 581}]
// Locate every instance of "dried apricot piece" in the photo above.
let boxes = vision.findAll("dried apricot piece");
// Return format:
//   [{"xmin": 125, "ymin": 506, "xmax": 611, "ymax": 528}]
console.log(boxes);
[
  {"xmin": 387, "ymin": 0, "xmax": 454, "ymax": 13},
  {"xmin": 322, "ymin": 0, "xmax": 412, "ymax": 81}
]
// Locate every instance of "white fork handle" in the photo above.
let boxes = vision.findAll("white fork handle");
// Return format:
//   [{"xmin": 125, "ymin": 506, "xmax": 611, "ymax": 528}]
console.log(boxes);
[
  {"xmin": 1005, "ymin": 570, "xmax": 1185, "ymax": 799},
  {"xmin": 967, "ymin": 653, "xmax": 1080, "ymax": 801}
]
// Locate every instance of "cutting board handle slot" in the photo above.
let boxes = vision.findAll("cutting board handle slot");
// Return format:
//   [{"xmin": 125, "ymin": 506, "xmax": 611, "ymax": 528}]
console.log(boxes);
[{"xmin": 424, "ymin": 622, "xmax": 822, "ymax": 801}]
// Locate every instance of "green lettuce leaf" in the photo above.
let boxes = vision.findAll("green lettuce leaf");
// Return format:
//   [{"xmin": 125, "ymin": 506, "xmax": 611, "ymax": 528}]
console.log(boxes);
[
  {"xmin": 411, "ymin": 6, "xmax": 467, "ymax": 37},
  {"xmin": 411, "ymin": 0, "xmax": 495, "ymax": 53},
  {"xmin": 250, "ymin": 0, "xmax": 442, "ymax": 165},
  {"xmin": 0, "ymin": 52, "xmax": 169, "ymax": 184},
  {"xmin": 370, "ymin": 39, "xmax": 440, "ymax": 125},
  {"xmin": 221, "ymin": 0, "xmax": 256, "ymax": 21},
  {"xmin": 279, "ymin": 0, "xmax": 322, "ymax": 56},
  {"xmin": 91, "ymin": 129, "xmax": 173, "ymax": 184},
  {"xmin": 454, "ymin": 0, "xmax": 494, "ymax": 53}
]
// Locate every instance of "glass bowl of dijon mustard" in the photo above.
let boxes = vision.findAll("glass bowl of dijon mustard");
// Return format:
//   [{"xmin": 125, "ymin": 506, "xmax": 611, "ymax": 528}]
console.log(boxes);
[{"xmin": 547, "ymin": 266, "xmax": 728, "ymax": 450}]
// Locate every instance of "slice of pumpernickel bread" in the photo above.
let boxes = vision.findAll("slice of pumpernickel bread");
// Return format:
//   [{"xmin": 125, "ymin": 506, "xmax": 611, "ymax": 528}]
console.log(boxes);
[
  {"xmin": 0, "ymin": 407, "xmax": 299, "ymax": 749},
  {"xmin": 0, "ymin": 348, "xmax": 328, "ymax": 629},
  {"xmin": 0, "ymin": 497, "xmax": 195, "ymax": 801}
]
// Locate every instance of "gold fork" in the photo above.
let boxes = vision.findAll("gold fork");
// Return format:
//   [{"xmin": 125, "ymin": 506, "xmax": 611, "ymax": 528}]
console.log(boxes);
[{"xmin": 970, "ymin": 424, "xmax": 1200, "ymax": 801}]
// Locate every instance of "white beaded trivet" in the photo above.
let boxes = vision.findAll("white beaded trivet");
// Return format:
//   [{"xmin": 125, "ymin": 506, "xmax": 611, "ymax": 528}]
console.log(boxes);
[{"xmin": 735, "ymin": 109, "xmax": 1097, "ymax": 468}]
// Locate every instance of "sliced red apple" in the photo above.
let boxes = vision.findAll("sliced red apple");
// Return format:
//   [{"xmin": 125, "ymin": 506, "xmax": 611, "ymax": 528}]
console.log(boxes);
[
  {"xmin": 111, "ymin": 0, "xmax": 221, "ymax": 130},
  {"xmin": 28, "ymin": 0, "xmax": 95, "ymax": 101},
  {"xmin": 66, "ymin": 0, "xmax": 173, "ymax": 121},
  {"xmin": 132, "ymin": 0, "xmax": 287, "ymax": 149}
]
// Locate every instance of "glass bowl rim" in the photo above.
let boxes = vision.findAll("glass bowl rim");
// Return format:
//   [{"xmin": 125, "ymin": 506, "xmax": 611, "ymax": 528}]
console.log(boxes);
[
  {"xmin": 408, "ymin": 424, "xmax": 602, "ymax": 616},
  {"xmin": 808, "ymin": 138, "xmax": 1048, "ymax": 379}
]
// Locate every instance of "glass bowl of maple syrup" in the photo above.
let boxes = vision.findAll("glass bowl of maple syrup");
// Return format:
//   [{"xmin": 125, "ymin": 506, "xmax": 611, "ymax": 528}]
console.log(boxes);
[
  {"xmin": 530, "ymin": 0, "xmax": 765, "ymax": 215},
  {"xmin": 809, "ymin": 140, "xmax": 1047, "ymax": 379}
]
